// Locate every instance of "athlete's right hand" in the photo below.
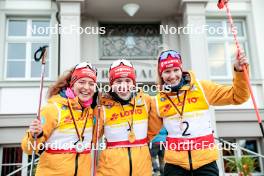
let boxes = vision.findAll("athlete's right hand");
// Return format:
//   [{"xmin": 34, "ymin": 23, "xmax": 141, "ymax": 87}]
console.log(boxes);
[{"xmin": 29, "ymin": 119, "xmax": 43, "ymax": 137}]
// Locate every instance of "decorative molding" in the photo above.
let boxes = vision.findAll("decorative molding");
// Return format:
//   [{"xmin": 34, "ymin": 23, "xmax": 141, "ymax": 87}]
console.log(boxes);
[{"xmin": 99, "ymin": 23, "xmax": 162, "ymax": 60}]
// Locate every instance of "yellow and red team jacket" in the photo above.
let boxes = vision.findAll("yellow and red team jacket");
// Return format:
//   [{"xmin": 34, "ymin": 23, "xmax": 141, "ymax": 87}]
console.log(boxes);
[
  {"xmin": 21, "ymin": 95, "xmax": 94, "ymax": 176},
  {"xmin": 94, "ymin": 91, "xmax": 153, "ymax": 176},
  {"xmin": 148, "ymin": 70, "xmax": 250, "ymax": 170}
]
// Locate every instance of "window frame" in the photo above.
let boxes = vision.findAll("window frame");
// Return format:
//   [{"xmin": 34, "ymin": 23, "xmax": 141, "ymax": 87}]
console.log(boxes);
[
  {"xmin": 0, "ymin": 144, "xmax": 27, "ymax": 176},
  {"xmin": 4, "ymin": 17, "xmax": 51, "ymax": 81},
  {"xmin": 207, "ymin": 19, "xmax": 249, "ymax": 80}
]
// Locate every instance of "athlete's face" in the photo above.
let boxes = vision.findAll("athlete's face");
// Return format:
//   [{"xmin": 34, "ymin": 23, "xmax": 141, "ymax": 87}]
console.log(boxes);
[
  {"xmin": 161, "ymin": 67, "xmax": 182, "ymax": 86},
  {"xmin": 112, "ymin": 78, "xmax": 134, "ymax": 100},
  {"xmin": 72, "ymin": 77, "xmax": 96, "ymax": 102}
]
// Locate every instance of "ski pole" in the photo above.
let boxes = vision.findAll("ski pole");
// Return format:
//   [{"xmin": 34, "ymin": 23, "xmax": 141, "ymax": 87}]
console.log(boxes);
[
  {"xmin": 29, "ymin": 45, "xmax": 48, "ymax": 176},
  {"xmin": 217, "ymin": 0, "xmax": 264, "ymax": 137}
]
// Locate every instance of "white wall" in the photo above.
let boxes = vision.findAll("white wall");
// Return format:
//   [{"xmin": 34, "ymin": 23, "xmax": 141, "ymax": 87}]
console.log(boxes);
[
  {"xmin": 0, "ymin": 87, "xmax": 48, "ymax": 114},
  {"xmin": 251, "ymin": 0, "xmax": 264, "ymax": 98}
]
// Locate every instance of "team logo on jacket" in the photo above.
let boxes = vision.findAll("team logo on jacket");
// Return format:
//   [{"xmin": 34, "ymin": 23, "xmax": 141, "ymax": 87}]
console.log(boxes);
[
  {"xmin": 110, "ymin": 113, "xmax": 119, "ymax": 121},
  {"xmin": 62, "ymin": 105, "xmax": 68, "ymax": 110},
  {"xmin": 191, "ymin": 85, "xmax": 198, "ymax": 91},
  {"xmin": 160, "ymin": 97, "xmax": 166, "ymax": 102},
  {"xmin": 41, "ymin": 116, "xmax": 46, "ymax": 125},
  {"xmin": 162, "ymin": 104, "xmax": 172, "ymax": 113},
  {"xmin": 110, "ymin": 109, "xmax": 143, "ymax": 121},
  {"xmin": 137, "ymin": 98, "xmax": 142, "ymax": 105}
]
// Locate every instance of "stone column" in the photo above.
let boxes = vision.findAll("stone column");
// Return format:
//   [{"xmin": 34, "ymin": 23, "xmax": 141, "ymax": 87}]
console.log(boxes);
[
  {"xmin": 57, "ymin": 0, "xmax": 83, "ymax": 73},
  {"xmin": 181, "ymin": 0, "xmax": 209, "ymax": 79}
]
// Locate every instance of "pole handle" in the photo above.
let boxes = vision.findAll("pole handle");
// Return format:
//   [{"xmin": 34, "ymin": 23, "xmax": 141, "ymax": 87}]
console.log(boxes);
[{"xmin": 34, "ymin": 45, "xmax": 48, "ymax": 64}]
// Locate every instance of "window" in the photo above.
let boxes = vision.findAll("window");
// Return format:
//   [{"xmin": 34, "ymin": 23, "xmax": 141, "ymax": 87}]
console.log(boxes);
[
  {"xmin": 1, "ymin": 147, "xmax": 23, "ymax": 176},
  {"xmin": 99, "ymin": 23, "xmax": 162, "ymax": 60},
  {"xmin": 206, "ymin": 19, "xmax": 249, "ymax": 79},
  {"xmin": 222, "ymin": 138, "xmax": 263, "ymax": 175},
  {"xmin": 5, "ymin": 18, "xmax": 51, "ymax": 80}
]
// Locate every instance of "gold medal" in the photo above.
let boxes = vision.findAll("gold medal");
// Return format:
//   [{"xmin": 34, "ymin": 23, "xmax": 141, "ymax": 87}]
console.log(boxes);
[
  {"xmin": 165, "ymin": 92, "xmax": 187, "ymax": 132},
  {"xmin": 68, "ymin": 99, "xmax": 89, "ymax": 153},
  {"xmin": 128, "ymin": 130, "xmax": 136, "ymax": 143}
]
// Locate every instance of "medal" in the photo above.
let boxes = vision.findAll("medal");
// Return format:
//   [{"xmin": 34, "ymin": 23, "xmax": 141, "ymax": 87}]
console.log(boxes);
[
  {"xmin": 165, "ymin": 91, "xmax": 187, "ymax": 131},
  {"xmin": 68, "ymin": 99, "xmax": 90, "ymax": 153},
  {"xmin": 128, "ymin": 130, "xmax": 136, "ymax": 143},
  {"xmin": 75, "ymin": 141, "xmax": 85, "ymax": 153},
  {"xmin": 126, "ymin": 100, "xmax": 137, "ymax": 143}
]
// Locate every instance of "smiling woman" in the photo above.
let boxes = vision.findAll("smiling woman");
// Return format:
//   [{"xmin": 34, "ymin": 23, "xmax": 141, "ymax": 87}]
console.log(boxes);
[
  {"xmin": 148, "ymin": 49, "xmax": 251, "ymax": 176},
  {"xmin": 21, "ymin": 62, "xmax": 98, "ymax": 176},
  {"xmin": 71, "ymin": 77, "xmax": 96, "ymax": 103},
  {"xmin": 93, "ymin": 59, "xmax": 156, "ymax": 176}
]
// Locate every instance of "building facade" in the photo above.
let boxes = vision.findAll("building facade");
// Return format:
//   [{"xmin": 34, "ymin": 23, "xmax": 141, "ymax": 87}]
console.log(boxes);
[{"xmin": 0, "ymin": 0, "xmax": 264, "ymax": 175}]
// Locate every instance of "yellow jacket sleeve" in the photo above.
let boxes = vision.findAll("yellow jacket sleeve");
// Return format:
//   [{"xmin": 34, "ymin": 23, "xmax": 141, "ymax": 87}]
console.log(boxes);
[
  {"xmin": 200, "ymin": 68, "xmax": 250, "ymax": 106},
  {"xmin": 21, "ymin": 103, "xmax": 58, "ymax": 155},
  {"xmin": 147, "ymin": 96, "xmax": 163, "ymax": 142}
]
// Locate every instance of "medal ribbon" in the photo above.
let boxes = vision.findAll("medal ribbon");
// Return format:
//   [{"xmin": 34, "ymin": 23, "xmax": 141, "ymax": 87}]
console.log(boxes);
[
  {"xmin": 165, "ymin": 91, "xmax": 187, "ymax": 120},
  {"xmin": 128, "ymin": 99, "xmax": 136, "ymax": 132},
  {"xmin": 67, "ymin": 99, "xmax": 89, "ymax": 142}
]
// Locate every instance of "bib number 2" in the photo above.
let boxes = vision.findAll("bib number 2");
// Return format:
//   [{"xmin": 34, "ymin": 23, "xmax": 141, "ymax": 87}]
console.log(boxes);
[{"xmin": 181, "ymin": 121, "xmax": 191, "ymax": 136}]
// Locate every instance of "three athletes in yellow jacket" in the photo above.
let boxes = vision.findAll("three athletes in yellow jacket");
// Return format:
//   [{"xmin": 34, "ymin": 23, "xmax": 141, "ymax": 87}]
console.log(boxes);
[{"xmin": 22, "ymin": 50, "xmax": 250, "ymax": 176}]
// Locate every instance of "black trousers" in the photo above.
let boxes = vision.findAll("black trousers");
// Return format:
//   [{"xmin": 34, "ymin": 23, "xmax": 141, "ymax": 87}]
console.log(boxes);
[{"xmin": 164, "ymin": 161, "xmax": 219, "ymax": 176}]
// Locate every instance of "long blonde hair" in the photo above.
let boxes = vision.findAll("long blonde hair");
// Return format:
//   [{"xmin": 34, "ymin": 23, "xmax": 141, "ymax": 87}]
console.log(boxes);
[{"xmin": 47, "ymin": 67, "xmax": 74, "ymax": 98}]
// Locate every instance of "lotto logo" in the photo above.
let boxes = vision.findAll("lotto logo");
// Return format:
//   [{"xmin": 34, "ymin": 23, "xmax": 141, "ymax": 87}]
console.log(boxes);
[
  {"xmin": 110, "ymin": 109, "xmax": 143, "ymax": 121},
  {"xmin": 63, "ymin": 114, "xmax": 93, "ymax": 123},
  {"xmin": 163, "ymin": 104, "xmax": 172, "ymax": 113}
]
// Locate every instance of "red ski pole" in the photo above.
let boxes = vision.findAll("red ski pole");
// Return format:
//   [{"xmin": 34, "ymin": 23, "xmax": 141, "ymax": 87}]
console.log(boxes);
[
  {"xmin": 29, "ymin": 45, "xmax": 48, "ymax": 176},
  {"xmin": 217, "ymin": 0, "xmax": 264, "ymax": 137}
]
